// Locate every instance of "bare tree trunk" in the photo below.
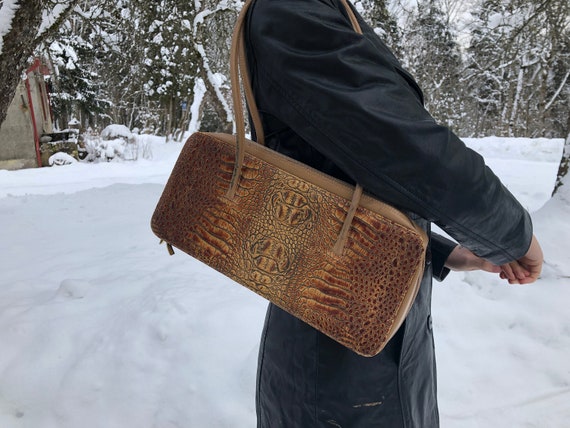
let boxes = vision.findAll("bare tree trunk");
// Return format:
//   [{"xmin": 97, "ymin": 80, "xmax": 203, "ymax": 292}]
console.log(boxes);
[
  {"xmin": 165, "ymin": 97, "xmax": 173, "ymax": 141},
  {"xmin": 509, "ymin": 65, "xmax": 525, "ymax": 136},
  {"xmin": 0, "ymin": 0, "xmax": 44, "ymax": 127},
  {"xmin": 175, "ymin": 98, "xmax": 191, "ymax": 142},
  {"xmin": 553, "ymin": 133, "xmax": 570, "ymax": 196}
]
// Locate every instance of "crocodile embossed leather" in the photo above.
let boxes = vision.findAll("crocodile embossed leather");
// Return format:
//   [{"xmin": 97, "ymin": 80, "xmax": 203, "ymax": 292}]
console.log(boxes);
[
  {"xmin": 151, "ymin": 132, "xmax": 427, "ymax": 356},
  {"xmin": 150, "ymin": 0, "xmax": 428, "ymax": 357}
]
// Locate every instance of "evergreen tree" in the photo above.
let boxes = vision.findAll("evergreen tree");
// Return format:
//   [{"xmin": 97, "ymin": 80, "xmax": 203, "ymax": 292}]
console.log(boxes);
[
  {"xmin": 136, "ymin": 0, "xmax": 200, "ymax": 137},
  {"xmin": 46, "ymin": 0, "xmax": 239, "ymax": 137},
  {"xmin": 357, "ymin": 0, "xmax": 402, "ymax": 55},
  {"xmin": 464, "ymin": 0, "xmax": 507, "ymax": 136},
  {"xmin": 45, "ymin": 4, "xmax": 111, "ymax": 129},
  {"xmin": 403, "ymin": 0, "xmax": 464, "ymax": 130},
  {"xmin": 108, "ymin": 0, "xmax": 237, "ymax": 137}
]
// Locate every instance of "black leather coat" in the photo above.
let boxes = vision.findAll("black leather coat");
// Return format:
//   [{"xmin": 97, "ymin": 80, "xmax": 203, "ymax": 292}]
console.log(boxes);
[{"xmin": 244, "ymin": 0, "xmax": 533, "ymax": 426}]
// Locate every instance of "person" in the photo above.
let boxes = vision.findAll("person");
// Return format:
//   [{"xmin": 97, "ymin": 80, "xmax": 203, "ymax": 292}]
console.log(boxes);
[{"xmin": 242, "ymin": 0, "xmax": 544, "ymax": 426}]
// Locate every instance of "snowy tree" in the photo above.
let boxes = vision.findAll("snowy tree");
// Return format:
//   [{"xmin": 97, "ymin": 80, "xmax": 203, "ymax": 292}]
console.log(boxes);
[
  {"xmin": 44, "ymin": 3, "xmax": 111, "ymax": 129},
  {"xmin": 357, "ymin": 0, "xmax": 402, "ymax": 55},
  {"xmin": 537, "ymin": 0, "xmax": 570, "ymax": 139},
  {"xmin": 463, "ymin": 0, "xmax": 507, "ymax": 136},
  {"xmin": 189, "ymin": 0, "xmax": 238, "ymax": 136},
  {"xmin": 465, "ymin": 0, "xmax": 569, "ymax": 137},
  {"xmin": 500, "ymin": 0, "xmax": 569, "ymax": 138},
  {"xmin": 100, "ymin": 2, "xmax": 161, "ymax": 132},
  {"xmin": 30, "ymin": 0, "xmax": 239, "ymax": 139},
  {"xmin": 0, "ymin": 0, "xmax": 81, "ymax": 127},
  {"xmin": 402, "ymin": 0, "xmax": 465, "ymax": 130},
  {"xmin": 127, "ymin": 0, "xmax": 207, "ymax": 138},
  {"xmin": 3, "ymin": 0, "xmax": 565, "ymax": 141},
  {"xmin": 102, "ymin": 0, "xmax": 237, "ymax": 139}
]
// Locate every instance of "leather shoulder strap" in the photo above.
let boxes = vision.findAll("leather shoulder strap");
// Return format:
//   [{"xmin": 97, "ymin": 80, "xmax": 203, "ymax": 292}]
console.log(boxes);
[{"xmin": 228, "ymin": 0, "xmax": 365, "ymax": 220}]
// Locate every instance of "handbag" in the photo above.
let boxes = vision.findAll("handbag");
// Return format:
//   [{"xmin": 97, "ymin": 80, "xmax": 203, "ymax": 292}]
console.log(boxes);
[{"xmin": 151, "ymin": 0, "xmax": 428, "ymax": 357}]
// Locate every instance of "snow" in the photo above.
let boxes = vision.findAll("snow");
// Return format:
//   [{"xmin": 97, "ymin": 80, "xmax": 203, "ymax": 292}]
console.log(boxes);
[
  {"xmin": 100, "ymin": 124, "xmax": 133, "ymax": 140},
  {"xmin": 38, "ymin": 3, "xmax": 72, "ymax": 40},
  {"xmin": 48, "ymin": 152, "xmax": 77, "ymax": 166},
  {"xmin": 0, "ymin": 136, "xmax": 568, "ymax": 427}
]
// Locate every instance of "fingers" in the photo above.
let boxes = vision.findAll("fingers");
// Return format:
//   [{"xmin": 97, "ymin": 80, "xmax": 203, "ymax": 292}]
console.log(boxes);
[
  {"xmin": 517, "ymin": 235, "xmax": 544, "ymax": 284},
  {"xmin": 501, "ymin": 236, "xmax": 544, "ymax": 284},
  {"xmin": 500, "ymin": 261, "xmax": 531, "ymax": 284},
  {"xmin": 516, "ymin": 260, "xmax": 542, "ymax": 284}
]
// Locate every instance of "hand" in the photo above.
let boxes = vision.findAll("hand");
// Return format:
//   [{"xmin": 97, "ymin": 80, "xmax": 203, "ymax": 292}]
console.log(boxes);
[
  {"xmin": 499, "ymin": 234, "xmax": 543, "ymax": 284},
  {"xmin": 445, "ymin": 245, "xmax": 501, "ymax": 273}
]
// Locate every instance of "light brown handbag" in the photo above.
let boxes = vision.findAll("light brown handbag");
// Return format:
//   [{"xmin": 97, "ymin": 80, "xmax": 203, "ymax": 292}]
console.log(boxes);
[{"xmin": 151, "ymin": 0, "xmax": 428, "ymax": 357}]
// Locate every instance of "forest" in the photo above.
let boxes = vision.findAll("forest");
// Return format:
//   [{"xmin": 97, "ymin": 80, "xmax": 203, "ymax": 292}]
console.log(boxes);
[{"xmin": 0, "ymin": 0, "xmax": 569, "ymax": 141}]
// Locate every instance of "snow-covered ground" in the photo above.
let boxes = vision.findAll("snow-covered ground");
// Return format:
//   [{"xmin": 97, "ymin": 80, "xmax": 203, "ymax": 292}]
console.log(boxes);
[{"xmin": 0, "ymin": 135, "xmax": 568, "ymax": 428}]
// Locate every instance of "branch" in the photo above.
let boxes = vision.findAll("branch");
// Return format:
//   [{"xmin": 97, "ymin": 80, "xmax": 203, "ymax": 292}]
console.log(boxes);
[
  {"xmin": 508, "ymin": 0, "xmax": 553, "ymax": 44},
  {"xmin": 32, "ymin": 0, "xmax": 81, "ymax": 47},
  {"xmin": 544, "ymin": 70, "xmax": 570, "ymax": 111}
]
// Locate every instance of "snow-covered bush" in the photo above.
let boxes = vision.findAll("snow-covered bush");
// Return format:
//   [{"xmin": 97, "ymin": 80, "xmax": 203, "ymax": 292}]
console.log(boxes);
[
  {"xmin": 49, "ymin": 152, "xmax": 77, "ymax": 166},
  {"xmin": 100, "ymin": 139, "xmax": 125, "ymax": 161},
  {"xmin": 82, "ymin": 125, "xmax": 152, "ymax": 162},
  {"xmin": 101, "ymin": 124, "xmax": 133, "ymax": 142}
]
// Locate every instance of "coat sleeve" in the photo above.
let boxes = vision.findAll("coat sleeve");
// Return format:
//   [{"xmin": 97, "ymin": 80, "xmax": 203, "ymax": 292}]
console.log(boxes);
[
  {"xmin": 246, "ymin": 0, "xmax": 532, "ymax": 265},
  {"xmin": 430, "ymin": 233, "xmax": 457, "ymax": 282}
]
